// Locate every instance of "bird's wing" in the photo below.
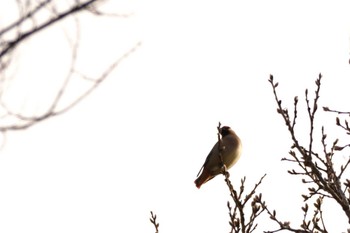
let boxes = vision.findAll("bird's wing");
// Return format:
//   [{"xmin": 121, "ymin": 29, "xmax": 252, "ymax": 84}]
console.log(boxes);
[
  {"xmin": 196, "ymin": 142, "xmax": 218, "ymax": 177},
  {"xmin": 196, "ymin": 151, "xmax": 212, "ymax": 177},
  {"xmin": 196, "ymin": 165, "xmax": 204, "ymax": 177}
]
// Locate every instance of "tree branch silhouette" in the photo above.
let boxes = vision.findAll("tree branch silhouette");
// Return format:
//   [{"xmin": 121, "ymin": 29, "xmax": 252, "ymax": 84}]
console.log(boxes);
[
  {"xmin": 266, "ymin": 74, "xmax": 350, "ymax": 232},
  {"xmin": 216, "ymin": 122, "xmax": 267, "ymax": 233},
  {"xmin": 0, "ymin": 0, "xmax": 140, "ymax": 135}
]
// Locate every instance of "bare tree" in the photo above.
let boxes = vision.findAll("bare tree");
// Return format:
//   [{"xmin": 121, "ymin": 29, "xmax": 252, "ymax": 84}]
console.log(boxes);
[
  {"xmin": 264, "ymin": 74, "xmax": 350, "ymax": 232},
  {"xmin": 0, "ymin": 0, "xmax": 140, "ymax": 134}
]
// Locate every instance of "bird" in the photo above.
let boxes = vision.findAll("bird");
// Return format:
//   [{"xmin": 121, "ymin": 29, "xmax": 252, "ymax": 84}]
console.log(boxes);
[{"xmin": 195, "ymin": 126, "xmax": 242, "ymax": 189}]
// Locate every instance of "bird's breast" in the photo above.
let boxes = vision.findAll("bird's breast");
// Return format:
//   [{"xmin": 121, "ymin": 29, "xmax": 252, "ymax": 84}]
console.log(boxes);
[{"xmin": 223, "ymin": 137, "xmax": 242, "ymax": 169}]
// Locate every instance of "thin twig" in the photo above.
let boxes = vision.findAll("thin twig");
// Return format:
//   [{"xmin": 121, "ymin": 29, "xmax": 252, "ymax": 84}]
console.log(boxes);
[{"xmin": 149, "ymin": 211, "xmax": 159, "ymax": 233}]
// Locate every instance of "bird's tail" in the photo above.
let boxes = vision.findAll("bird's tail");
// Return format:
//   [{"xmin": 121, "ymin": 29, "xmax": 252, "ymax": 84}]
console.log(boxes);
[{"xmin": 194, "ymin": 169, "xmax": 212, "ymax": 189}]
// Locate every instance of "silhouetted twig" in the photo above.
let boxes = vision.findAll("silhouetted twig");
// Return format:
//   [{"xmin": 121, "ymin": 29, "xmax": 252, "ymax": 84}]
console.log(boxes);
[{"xmin": 149, "ymin": 211, "xmax": 159, "ymax": 233}]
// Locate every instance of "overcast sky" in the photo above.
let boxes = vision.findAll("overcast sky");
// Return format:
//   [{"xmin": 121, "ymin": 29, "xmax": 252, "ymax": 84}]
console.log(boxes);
[{"xmin": 1, "ymin": 0, "xmax": 350, "ymax": 232}]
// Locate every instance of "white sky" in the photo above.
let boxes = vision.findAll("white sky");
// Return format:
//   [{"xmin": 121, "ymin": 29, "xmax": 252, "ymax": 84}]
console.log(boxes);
[{"xmin": 1, "ymin": 0, "xmax": 350, "ymax": 232}]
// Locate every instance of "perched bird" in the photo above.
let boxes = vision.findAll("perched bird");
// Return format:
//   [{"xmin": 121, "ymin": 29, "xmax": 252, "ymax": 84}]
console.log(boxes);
[{"xmin": 195, "ymin": 126, "xmax": 242, "ymax": 189}]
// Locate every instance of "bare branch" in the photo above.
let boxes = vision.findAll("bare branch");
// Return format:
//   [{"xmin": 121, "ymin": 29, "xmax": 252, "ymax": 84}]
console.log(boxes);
[
  {"xmin": 268, "ymin": 74, "xmax": 350, "ymax": 227},
  {"xmin": 0, "ymin": 1, "xmax": 140, "ymax": 133},
  {"xmin": 0, "ymin": 41, "xmax": 141, "ymax": 132},
  {"xmin": 149, "ymin": 211, "xmax": 160, "ymax": 233},
  {"xmin": 215, "ymin": 123, "xmax": 267, "ymax": 233},
  {"xmin": 0, "ymin": 0, "xmax": 98, "ymax": 58}
]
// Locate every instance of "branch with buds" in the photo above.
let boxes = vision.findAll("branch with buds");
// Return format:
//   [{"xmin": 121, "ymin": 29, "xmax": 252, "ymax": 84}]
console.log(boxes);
[
  {"xmin": 149, "ymin": 211, "xmax": 160, "ymax": 233},
  {"xmin": 267, "ymin": 74, "xmax": 350, "ymax": 232},
  {"xmin": 216, "ymin": 122, "xmax": 267, "ymax": 233}
]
